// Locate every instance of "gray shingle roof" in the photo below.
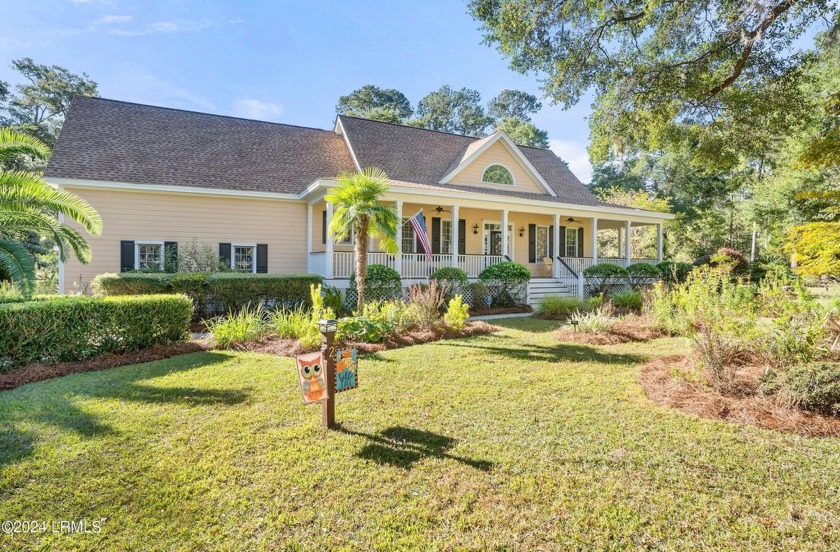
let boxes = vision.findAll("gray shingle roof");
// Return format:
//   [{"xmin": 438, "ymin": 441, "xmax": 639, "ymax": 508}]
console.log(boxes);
[
  {"xmin": 46, "ymin": 97, "xmax": 604, "ymax": 209},
  {"xmin": 45, "ymin": 96, "xmax": 356, "ymax": 194},
  {"xmin": 338, "ymin": 115, "xmax": 601, "ymax": 206}
]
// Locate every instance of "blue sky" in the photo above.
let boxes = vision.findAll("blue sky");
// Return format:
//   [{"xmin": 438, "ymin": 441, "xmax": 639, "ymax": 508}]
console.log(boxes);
[
  {"xmin": 0, "ymin": 2, "xmax": 824, "ymax": 184},
  {"xmin": 0, "ymin": 0, "xmax": 597, "ymax": 181}
]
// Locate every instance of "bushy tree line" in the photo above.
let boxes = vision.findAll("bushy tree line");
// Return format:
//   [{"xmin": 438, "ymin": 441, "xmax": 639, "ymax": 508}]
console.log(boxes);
[{"xmin": 336, "ymin": 85, "xmax": 549, "ymax": 148}]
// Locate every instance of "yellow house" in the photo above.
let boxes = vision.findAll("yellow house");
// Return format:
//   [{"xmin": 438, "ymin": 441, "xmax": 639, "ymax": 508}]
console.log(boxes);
[{"xmin": 45, "ymin": 97, "xmax": 673, "ymax": 302}]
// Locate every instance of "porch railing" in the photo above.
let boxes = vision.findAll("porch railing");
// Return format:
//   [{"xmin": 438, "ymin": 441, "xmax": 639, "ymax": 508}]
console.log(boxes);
[
  {"xmin": 401, "ymin": 253, "xmax": 453, "ymax": 278},
  {"xmin": 316, "ymin": 252, "xmax": 507, "ymax": 279},
  {"xmin": 332, "ymin": 251, "xmax": 395, "ymax": 278},
  {"xmin": 459, "ymin": 254, "xmax": 505, "ymax": 278}
]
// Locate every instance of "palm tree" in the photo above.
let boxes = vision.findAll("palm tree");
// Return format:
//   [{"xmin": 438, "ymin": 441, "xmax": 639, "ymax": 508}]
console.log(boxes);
[
  {"xmin": 326, "ymin": 167, "xmax": 398, "ymax": 314},
  {"xmin": 0, "ymin": 128, "xmax": 103, "ymax": 294}
]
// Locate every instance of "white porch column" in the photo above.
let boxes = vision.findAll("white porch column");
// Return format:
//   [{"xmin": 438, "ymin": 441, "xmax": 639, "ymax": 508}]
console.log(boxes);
[
  {"xmin": 656, "ymin": 222, "xmax": 664, "ymax": 262},
  {"xmin": 501, "ymin": 209, "xmax": 509, "ymax": 259},
  {"xmin": 394, "ymin": 200, "xmax": 403, "ymax": 276},
  {"xmin": 624, "ymin": 220, "xmax": 632, "ymax": 266},
  {"xmin": 590, "ymin": 217, "xmax": 598, "ymax": 263},
  {"xmin": 306, "ymin": 203, "xmax": 313, "ymax": 273},
  {"xmin": 325, "ymin": 201, "xmax": 334, "ymax": 279},
  {"xmin": 451, "ymin": 204, "xmax": 459, "ymax": 268},
  {"xmin": 552, "ymin": 213, "xmax": 560, "ymax": 278}
]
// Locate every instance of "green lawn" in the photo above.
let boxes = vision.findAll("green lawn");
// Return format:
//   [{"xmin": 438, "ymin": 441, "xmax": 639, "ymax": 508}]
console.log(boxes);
[{"xmin": 1, "ymin": 319, "xmax": 839, "ymax": 550}]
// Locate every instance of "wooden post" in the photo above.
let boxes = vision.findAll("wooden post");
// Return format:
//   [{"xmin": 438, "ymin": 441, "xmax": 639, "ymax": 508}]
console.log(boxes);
[{"xmin": 319, "ymin": 320, "xmax": 337, "ymax": 428}]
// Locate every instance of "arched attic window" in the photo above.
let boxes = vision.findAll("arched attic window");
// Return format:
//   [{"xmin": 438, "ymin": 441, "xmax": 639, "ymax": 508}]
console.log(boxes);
[{"xmin": 481, "ymin": 164, "xmax": 514, "ymax": 185}]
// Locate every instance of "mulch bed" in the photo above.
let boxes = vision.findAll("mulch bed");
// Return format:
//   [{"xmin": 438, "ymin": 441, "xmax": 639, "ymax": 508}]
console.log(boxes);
[
  {"xmin": 554, "ymin": 315, "xmax": 664, "ymax": 345},
  {"xmin": 639, "ymin": 355, "xmax": 840, "ymax": 437},
  {"xmin": 231, "ymin": 321, "xmax": 498, "ymax": 356},
  {"xmin": 0, "ymin": 341, "xmax": 212, "ymax": 391}
]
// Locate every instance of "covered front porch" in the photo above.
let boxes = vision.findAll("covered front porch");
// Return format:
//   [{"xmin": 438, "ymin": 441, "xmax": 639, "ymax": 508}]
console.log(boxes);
[{"xmin": 306, "ymin": 196, "xmax": 665, "ymax": 281}]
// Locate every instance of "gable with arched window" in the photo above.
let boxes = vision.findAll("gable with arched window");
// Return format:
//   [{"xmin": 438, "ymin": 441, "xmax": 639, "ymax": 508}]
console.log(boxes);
[{"xmin": 481, "ymin": 164, "xmax": 514, "ymax": 185}]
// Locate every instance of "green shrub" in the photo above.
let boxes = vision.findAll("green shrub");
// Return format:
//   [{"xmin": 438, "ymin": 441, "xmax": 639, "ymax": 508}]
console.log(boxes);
[
  {"xmin": 206, "ymin": 273, "xmax": 322, "ymax": 313},
  {"xmin": 322, "ymin": 285, "xmax": 348, "ymax": 317},
  {"xmin": 430, "ymin": 267, "xmax": 468, "ymax": 298},
  {"xmin": 626, "ymin": 263, "xmax": 661, "ymax": 289},
  {"xmin": 92, "ymin": 272, "xmax": 172, "ymax": 295},
  {"xmin": 444, "ymin": 295, "xmax": 470, "ymax": 330},
  {"xmin": 570, "ymin": 306, "xmax": 613, "ymax": 334},
  {"xmin": 205, "ymin": 303, "xmax": 268, "ymax": 349},
  {"xmin": 761, "ymin": 362, "xmax": 840, "ymax": 415},
  {"xmin": 170, "ymin": 272, "xmax": 210, "ymax": 317},
  {"xmin": 610, "ymin": 289, "xmax": 643, "ymax": 310},
  {"xmin": 538, "ymin": 296, "xmax": 583, "ymax": 316},
  {"xmin": 0, "ymin": 295, "xmax": 191, "ymax": 370},
  {"xmin": 267, "ymin": 284, "xmax": 335, "ymax": 349},
  {"xmin": 583, "ymin": 263, "xmax": 629, "ymax": 296},
  {"xmin": 349, "ymin": 264, "xmax": 402, "ymax": 301},
  {"xmin": 479, "ymin": 261, "xmax": 530, "ymax": 307},
  {"xmin": 656, "ymin": 261, "xmax": 694, "ymax": 285}
]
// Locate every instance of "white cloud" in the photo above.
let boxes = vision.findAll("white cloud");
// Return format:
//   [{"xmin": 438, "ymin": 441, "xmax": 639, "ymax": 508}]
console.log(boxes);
[
  {"xmin": 232, "ymin": 99, "xmax": 284, "ymax": 121},
  {"xmin": 549, "ymin": 139, "xmax": 593, "ymax": 184},
  {"xmin": 95, "ymin": 15, "xmax": 133, "ymax": 24},
  {"xmin": 106, "ymin": 18, "xmax": 214, "ymax": 36}
]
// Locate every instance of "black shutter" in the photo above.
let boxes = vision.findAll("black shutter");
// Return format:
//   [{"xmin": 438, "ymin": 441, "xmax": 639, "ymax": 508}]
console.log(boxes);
[
  {"xmin": 528, "ymin": 224, "xmax": 537, "ymax": 263},
  {"xmin": 120, "ymin": 240, "xmax": 135, "ymax": 272},
  {"xmin": 577, "ymin": 228, "xmax": 584, "ymax": 257},
  {"xmin": 219, "ymin": 243, "xmax": 231, "ymax": 268},
  {"xmin": 322, "ymin": 211, "xmax": 327, "ymax": 245},
  {"xmin": 559, "ymin": 226, "xmax": 567, "ymax": 257},
  {"xmin": 256, "ymin": 244, "xmax": 268, "ymax": 273},
  {"xmin": 548, "ymin": 226, "xmax": 554, "ymax": 260},
  {"xmin": 431, "ymin": 217, "xmax": 441, "ymax": 254},
  {"xmin": 164, "ymin": 241, "xmax": 178, "ymax": 273},
  {"xmin": 458, "ymin": 219, "xmax": 466, "ymax": 255}
]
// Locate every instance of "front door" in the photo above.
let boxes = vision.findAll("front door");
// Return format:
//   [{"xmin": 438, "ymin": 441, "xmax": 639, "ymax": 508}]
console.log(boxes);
[{"xmin": 490, "ymin": 231, "xmax": 502, "ymax": 256}]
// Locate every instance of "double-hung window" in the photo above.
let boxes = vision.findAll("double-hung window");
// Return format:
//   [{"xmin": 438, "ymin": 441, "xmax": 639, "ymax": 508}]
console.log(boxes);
[
  {"xmin": 233, "ymin": 244, "xmax": 256, "ymax": 273},
  {"xmin": 565, "ymin": 228, "xmax": 578, "ymax": 257},
  {"xmin": 136, "ymin": 242, "xmax": 164, "ymax": 270},
  {"xmin": 441, "ymin": 219, "xmax": 452, "ymax": 255},
  {"xmin": 401, "ymin": 218, "xmax": 416, "ymax": 253}
]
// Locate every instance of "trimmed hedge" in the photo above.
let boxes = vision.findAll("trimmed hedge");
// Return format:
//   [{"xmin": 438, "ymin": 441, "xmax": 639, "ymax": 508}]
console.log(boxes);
[
  {"xmin": 92, "ymin": 272, "xmax": 323, "ymax": 318},
  {"xmin": 479, "ymin": 261, "xmax": 530, "ymax": 307},
  {"xmin": 430, "ymin": 267, "xmax": 469, "ymax": 299},
  {"xmin": 207, "ymin": 273, "xmax": 322, "ymax": 312},
  {"xmin": 349, "ymin": 264, "xmax": 403, "ymax": 301},
  {"xmin": 626, "ymin": 263, "xmax": 661, "ymax": 289},
  {"xmin": 0, "ymin": 294, "xmax": 192, "ymax": 371},
  {"xmin": 583, "ymin": 263, "xmax": 629, "ymax": 296}
]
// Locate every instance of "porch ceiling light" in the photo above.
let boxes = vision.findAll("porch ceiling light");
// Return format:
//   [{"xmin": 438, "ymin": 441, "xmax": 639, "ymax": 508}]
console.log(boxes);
[{"xmin": 473, "ymin": 224, "xmax": 479, "ymax": 235}]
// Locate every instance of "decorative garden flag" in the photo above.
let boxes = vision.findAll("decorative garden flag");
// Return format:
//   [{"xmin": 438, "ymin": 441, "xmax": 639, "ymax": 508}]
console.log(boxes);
[
  {"xmin": 407, "ymin": 210, "xmax": 432, "ymax": 261},
  {"xmin": 296, "ymin": 352, "xmax": 329, "ymax": 404},
  {"xmin": 333, "ymin": 348, "xmax": 358, "ymax": 392}
]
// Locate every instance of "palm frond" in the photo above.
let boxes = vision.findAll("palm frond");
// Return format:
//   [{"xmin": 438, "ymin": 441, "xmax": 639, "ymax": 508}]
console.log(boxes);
[
  {"xmin": 0, "ymin": 209, "xmax": 93, "ymax": 263},
  {"xmin": 0, "ymin": 171, "xmax": 103, "ymax": 235},
  {"xmin": 0, "ymin": 128, "xmax": 50, "ymax": 160},
  {"xmin": 0, "ymin": 239, "xmax": 35, "ymax": 296}
]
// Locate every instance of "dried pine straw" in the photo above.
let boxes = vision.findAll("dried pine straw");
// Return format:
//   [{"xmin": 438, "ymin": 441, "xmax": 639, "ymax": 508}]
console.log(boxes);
[
  {"xmin": 555, "ymin": 315, "xmax": 663, "ymax": 345},
  {"xmin": 639, "ymin": 355, "xmax": 840, "ymax": 437},
  {"xmin": 0, "ymin": 341, "xmax": 211, "ymax": 391}
]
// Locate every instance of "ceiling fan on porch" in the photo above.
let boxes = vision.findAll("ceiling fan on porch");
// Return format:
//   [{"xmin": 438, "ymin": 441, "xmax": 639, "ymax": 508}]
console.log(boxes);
[
  {"xmin": 433, "ymin": 206, "xmax": 450, "ymax": 214},
  {"xmin": 565, "ymin": 217, "xmax": 578, "ymax": 224}
]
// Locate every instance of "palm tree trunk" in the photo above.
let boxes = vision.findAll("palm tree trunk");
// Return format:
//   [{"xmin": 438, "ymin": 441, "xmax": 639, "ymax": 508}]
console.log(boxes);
[{"xmin": 355, "ymin": 218, "xmax": 369, "ymax": 314}]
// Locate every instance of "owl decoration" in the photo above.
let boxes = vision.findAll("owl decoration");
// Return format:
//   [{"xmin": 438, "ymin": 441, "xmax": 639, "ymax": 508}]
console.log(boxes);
[{"xmin": 296, "ymin": 352, "xmax": 329, "ymax": 404}]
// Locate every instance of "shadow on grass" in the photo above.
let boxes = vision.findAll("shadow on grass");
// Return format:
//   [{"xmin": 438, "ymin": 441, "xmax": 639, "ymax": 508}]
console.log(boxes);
[
  {"xmin": 488, "ymin": 317, "xmax": 564, "ymax": 333},
  {"xmin": 1, "ymin": 352, "xmax": 242, "ymax": 467},
  {"xmin": 446, "ymin": 341, "xmax": 647, "ymax": 365},
  {"xmin": 336, "ymin": 424, "xmax": 494, "ymax": 471}
]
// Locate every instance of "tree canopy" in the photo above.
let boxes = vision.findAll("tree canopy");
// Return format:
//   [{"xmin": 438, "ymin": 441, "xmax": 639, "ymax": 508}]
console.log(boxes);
[
  {"xmin": 336, "ymin": 85, "xmax": 413, "ymax": 123},
  {"xmin": 413, "ymin": 85, "xmax": 493, "ymax": 137},
  {"xmin": 2, "ymin": 58, "xmax": 98, "ymax": 148}
]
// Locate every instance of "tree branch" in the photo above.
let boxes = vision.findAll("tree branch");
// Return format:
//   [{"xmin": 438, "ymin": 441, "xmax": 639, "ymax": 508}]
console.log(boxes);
[{"xmin": 705, "ymin": 0, "xmax": 798, "ymax": 98}]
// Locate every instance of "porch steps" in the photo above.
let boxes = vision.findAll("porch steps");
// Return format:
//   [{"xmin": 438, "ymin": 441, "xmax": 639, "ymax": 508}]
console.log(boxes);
[{"xmin": 527, "ymin": 278, "xmax": 576, "ymax": 306}]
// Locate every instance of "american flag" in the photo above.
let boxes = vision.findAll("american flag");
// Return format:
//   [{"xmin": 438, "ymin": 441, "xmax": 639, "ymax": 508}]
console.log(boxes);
[{"xmin": 407, "ymin": 210, "xmax": 432, "ymax": 261}]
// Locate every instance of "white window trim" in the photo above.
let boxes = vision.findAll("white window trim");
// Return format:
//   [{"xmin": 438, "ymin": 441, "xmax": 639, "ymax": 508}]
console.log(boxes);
[
  {"xmin": 535, "ymin": 225, "xmax": 551, "ymax": 260},
  {"xmin": 134, "ymin": 241, "xmax": 165, "ymax": 270},
  {"xmin": 482, "ymin": 220, "xmax": 515, "ymax": 258},
  {"xmin": 564, "ymin": 227, "xmax": 579, "ymax": 258},
  {"xmin": 481, "ymin": 163, "xmax": 516, "ymax": 186},
  {"xmin": 441, "ymin": 219, "xmax": 453, "ymax": 255},
  {"xmin": 231, "ymin": 243, "xmax": 258, "ymax": 274}
]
